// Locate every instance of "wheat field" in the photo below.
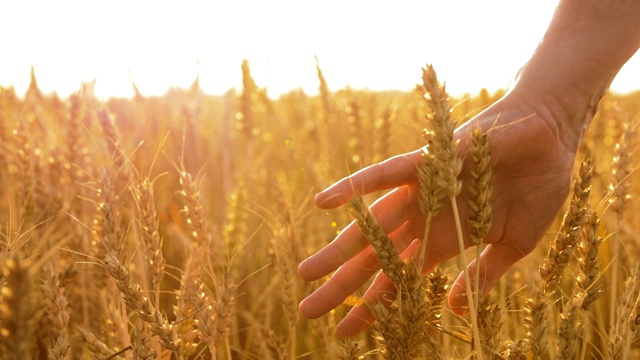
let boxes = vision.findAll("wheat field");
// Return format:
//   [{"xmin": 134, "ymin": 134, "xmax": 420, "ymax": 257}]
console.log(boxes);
[{"xmin": 0, "ymin": 61, "xmax": 639, "ymax": 359}]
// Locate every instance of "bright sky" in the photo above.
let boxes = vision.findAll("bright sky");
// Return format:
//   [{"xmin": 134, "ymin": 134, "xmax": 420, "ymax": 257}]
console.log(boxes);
[{"xmin": 1, "ymin": 0, "xmax": 639, "ymax": 99}]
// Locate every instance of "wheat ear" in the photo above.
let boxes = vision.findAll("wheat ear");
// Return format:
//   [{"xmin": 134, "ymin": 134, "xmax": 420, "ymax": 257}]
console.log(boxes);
[
  {"xmin": 132, "ymin": 317, "xmax": 157, "ymax": 360},
  {"xmin": 576, "ymin": 205, "xmax": 604, "ymax": 359},
  {"xmin": 418, "ymin": 65, "xmax": 482, "ymax": 358},
  {"xmin": 103, "ymin": 254, "xmax": 184, "ymax": 358},
  {"xmin": 417, "ymin": 64, "xmax": 461, "ymax": 271},
  {"xmin": 0, "ymin": 257, "xmax": 33, "ymax": 360},
  {"xmin": 467, "ymin": 125, "xmax": 494, "ymax": 313},
  {"xmin": 76, "ymin": 327, "xmax": 114, "ymax": 357},
  {"xmin": 558, "ymin": 293, "xmax": 584, "ymax": 359},
  {"xmin": 476, "ymin": 296, "xmax": 503, "ymax": 358},
  {"xmin": 540, "ymin": 158, "xmax": 592, "ymax": 294},
  {"xmin": 347, "ymin": 195, "xmax": 404, "ymax": 286},
  {"xmin": 608, "ymin": 267, "xmax": 640, "ymax": 360},
  {"xmin": 132, "ymin": 177, "xmax": 165, "ymax": 304},
  {"xmin": 525, "ymin": 286, "xmax": 548, "ymax": 359},
  {"xmin": 271, "ymin": 224, "xmax": 299, "ymax": 360},
  {"xmin": 608, "ymin": 120, "xmax": 637, "ymax": 331},
  {"xmin": 41, "ymin": 262, "xmax": 71, "ymax": 360},
  {"xmin": 424, "ymin": 269, "xmax": 448, "ymax": 360}
]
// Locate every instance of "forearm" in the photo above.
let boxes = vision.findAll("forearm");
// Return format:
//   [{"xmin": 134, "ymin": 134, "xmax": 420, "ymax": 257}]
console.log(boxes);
[{"xmin": 512, "ymin": 0, "xmax": 640, "ymax": 150}]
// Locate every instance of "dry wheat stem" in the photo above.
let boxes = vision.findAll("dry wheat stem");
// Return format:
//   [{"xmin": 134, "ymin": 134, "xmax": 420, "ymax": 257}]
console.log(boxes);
[
  {"xmin": 418, "ymin": 212, "xmax": 433, "ymax": 277},
  {"xmin": 450, "ymin": 197, "xmax": 483, "ymax": 360}
]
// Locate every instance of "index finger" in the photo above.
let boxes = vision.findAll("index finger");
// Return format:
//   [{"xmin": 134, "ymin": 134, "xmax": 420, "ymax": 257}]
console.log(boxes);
[{"xmin": 315, "ymin": 149, "xmax": 423, "ymax": 209}]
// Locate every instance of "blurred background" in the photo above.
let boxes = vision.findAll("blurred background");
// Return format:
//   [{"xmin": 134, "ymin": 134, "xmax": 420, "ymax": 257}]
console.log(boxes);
[{"xmin": 2, "ymin": 0, "xmax": 638, "ymax": 99}]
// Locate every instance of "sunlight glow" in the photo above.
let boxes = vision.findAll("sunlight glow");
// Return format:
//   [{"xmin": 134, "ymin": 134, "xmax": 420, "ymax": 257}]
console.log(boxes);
[{"xmin": 1, "ymin": 0, "xmax": 638, "ymax": 99}]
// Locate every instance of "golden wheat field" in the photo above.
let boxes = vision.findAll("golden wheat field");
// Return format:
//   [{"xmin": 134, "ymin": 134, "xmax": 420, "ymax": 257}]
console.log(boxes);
[{"xmin": 0, "ymin": 60, "xmax": 639, "ymax": 360}]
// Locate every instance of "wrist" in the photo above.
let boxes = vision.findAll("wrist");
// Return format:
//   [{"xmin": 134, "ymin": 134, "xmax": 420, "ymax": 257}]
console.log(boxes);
[
  {"xmin": 508, "ymin": 77, "xmax": 602, "ymax": 157},
  {"xmin": 506, "ymin": 0, "xmax": 640, "ymax": 154}
]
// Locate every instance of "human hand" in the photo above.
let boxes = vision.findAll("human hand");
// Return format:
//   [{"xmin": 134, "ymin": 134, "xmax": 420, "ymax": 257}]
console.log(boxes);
[{"xmin": 298, "ymin": 91, "xmax": 586, "ymax": 337}]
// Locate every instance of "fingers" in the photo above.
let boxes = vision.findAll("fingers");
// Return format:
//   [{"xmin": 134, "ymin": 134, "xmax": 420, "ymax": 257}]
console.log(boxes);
[
  {"xmin": 334, "ymin": 238, "xmax": 465, "ymax": 337},
  {"xmin": 315, "ymin": 150, "xmax": 422, "ymax": 209},
  {"xmin": 335, "ymin": 270, "xmax": 394, "ymax": 337},
  {"xmin": 299, "ymin": 186, "xmax": 416, "ymax": 282},
  {"xmin": 448, "ymin": 242, "xmax": 528, "ymax": 315},
  {"xmin": 336, "ymin": 240, "xmax": 423, "ymax": 337},
  {"xmin": 299, "ymin": 222, "xmax": 417, "ymax": 319}
]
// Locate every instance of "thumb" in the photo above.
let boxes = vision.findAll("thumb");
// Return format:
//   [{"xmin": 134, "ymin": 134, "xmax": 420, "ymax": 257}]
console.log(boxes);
[{"xmin": 448, "ymin": 242, "xmax": 528, "ymax": 314}]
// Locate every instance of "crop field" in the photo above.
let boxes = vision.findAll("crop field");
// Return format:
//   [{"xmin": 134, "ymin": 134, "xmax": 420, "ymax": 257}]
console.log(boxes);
[{"xmin": 0, "ymin": 61, "xmax": 639, "ymax": 359}]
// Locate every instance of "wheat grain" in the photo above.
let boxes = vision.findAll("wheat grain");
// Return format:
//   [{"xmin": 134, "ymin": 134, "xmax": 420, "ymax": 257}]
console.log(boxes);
[
  {"xmin": 476, "ymin": 296, "xmax": 503, "ymax": 359},
  {"xmin": 336, "ymin": 338, "xmax": 360, "ymax": 360},
  {"xmin": 608, "ymin": 119, "xmax": 637, "ymax": 332},
  {"xmin": 41, "ymin": 262, "xmax": 71, "ymax": 360},
  {"xmin": 576, "ymin": 205, "xmax": 604, "ymax": 310},
  {"xmin": 540, "ymin": 158, "xmax": 592, "ymax": 294},
  {"xmin": 557, "ymin": 293, "xmax": 584, "ymax": 359},
  {"xmin": 467, "ymin": 126, "xmax": 493, "ymax": 247},
  {"xmin": 608, "ymin": 267, "xmax": 640, "ymax": 360},
  {"xmin": 132, "ymin": 317, "xmax": 157, "ymax": 360},
  {"xmin": 132, "ymin": 177, "xmax": 166, "ymax": 297},
  {"xmin": 175, "ymin": 248, "xmax": 204, "ymax": 357},
  {"xmin": 525, "ymin": 286, "xmax": 548, "ymax": 359},
  {"xmin": 347, "ymin": 196, "xmax": 404, "ymax": 286},
  {"xmin": 502, "ymin": 339, "xmax": 528, "ymax": 360},
  {"xmin": 467, "ymin": 125, "xmax": 494, "ymax": 318},
  {"xmin": 76, "ymin": 327, "xmax": 114, "ymax": 357},
  {"xmin": 424, "ymin": 269, "xmax": 448, "ymax": 360},
  {"xmin": 103, "ymin": 253, "xmax": 184, "ymax": 358}
]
